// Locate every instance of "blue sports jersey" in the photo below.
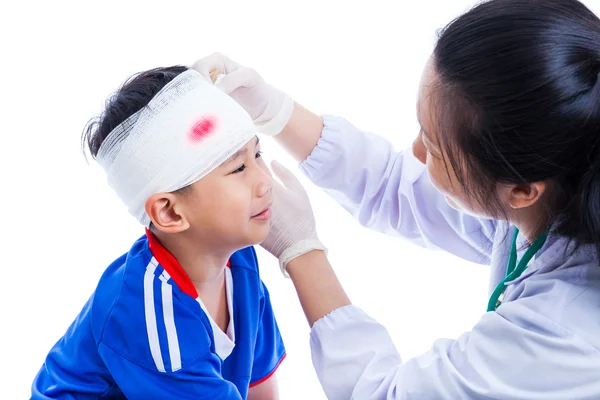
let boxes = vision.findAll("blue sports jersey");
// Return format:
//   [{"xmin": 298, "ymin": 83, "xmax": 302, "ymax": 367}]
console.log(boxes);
[{"xmin": 32, "ymin": 232, "xmax": 286, "ymax": 399}]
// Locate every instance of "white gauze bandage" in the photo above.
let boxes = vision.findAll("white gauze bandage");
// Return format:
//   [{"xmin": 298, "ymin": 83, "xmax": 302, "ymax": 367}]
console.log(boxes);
[{"xmin": 96, "ymin": 69, "xmax": 257, "ymax": 227}]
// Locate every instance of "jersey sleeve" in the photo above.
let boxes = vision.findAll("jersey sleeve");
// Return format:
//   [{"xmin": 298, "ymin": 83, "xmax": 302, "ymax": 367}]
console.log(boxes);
[
  {"xmin": 98, "ymin": 341, "xmax": 243, "ymax": 399},
  {"xmin": 31, "ymin": 295, "xmax": 116, "ymax": 400},
  {"xmin": 249, "ymin": 281, "xmax": 286, "ymax": 387},
  {"xmin": 299, "ymin": 115, "xmax": 497, "ymax": 265}
]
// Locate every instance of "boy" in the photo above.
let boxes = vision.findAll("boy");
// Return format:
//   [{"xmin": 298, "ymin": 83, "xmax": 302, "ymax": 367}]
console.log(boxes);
[{"xmin": 31, "ymin": 66, "xmax": 285, "ymax": 399}]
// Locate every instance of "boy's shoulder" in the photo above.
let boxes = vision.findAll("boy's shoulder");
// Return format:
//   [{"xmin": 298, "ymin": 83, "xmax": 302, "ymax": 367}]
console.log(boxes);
[
  {"xmin": 91, "ymin": 235, "xmax": 150, "ymax": 327},
  {"xmin": 229, "ymin": 245, "xmax": 261, "ymax": 274},
  {"xmin": 92, "ymin": 235, "xmax": 213, "ymax": 373},
  {"xmin": 229, "ymin": 246, "xmax": 268, "ymax": 298}
]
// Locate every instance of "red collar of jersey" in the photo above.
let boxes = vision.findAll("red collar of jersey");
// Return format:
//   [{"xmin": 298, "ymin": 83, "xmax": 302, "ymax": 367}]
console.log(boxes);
[{"xmin": 145, "ymin": 229, "xmax": 231, "ymax": 299}]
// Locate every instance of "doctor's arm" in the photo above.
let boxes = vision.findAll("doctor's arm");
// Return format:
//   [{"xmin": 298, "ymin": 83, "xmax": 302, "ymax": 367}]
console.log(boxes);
[
  {"xmin": 289, "ymin": 255, "xmax": 595, "ymax": 400},
  {"xmin": 287, "ymin": 250, "xmax": 350, "ymax": 327},
  {"xmin": 193, "ymin": 53, "xmax": 496, "ymax": 265},
  {"xmin": 265, "ymin": 165, "xmax": 597, "ymax": 400}
]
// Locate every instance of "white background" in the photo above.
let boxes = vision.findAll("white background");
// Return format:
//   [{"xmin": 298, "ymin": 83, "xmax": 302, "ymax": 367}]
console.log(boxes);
[{"xmin": 2, "ymin": 0, "xmax": 598, "ymax": 398}]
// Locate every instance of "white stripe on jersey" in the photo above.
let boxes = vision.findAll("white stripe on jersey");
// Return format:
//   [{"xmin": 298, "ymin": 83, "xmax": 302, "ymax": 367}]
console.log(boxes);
[
  {"xmin": 159, "ymin": 270, "xmax": 182, "ymax": 372},
  {"xmin": 143, "ymin": 258, "xmax": 165, "ymax": 372}
]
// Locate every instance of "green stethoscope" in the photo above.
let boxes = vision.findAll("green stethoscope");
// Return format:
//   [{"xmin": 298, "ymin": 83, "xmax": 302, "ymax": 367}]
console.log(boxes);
[{"xmin": 486, "ymin": 228, "xmax": 549, "ymax": 312}]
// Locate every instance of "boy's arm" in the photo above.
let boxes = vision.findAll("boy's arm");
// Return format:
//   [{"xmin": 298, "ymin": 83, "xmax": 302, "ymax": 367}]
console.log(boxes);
[
  {"xmin": 248, "ymin": 279, "xmax": 286, "ymax": 397},
  {"xmin": 248, "ymin": 374, "xmax": 279, "ymax": 400}
]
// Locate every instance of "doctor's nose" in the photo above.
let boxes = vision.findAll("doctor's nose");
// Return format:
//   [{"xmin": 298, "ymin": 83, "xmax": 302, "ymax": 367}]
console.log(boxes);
[{"xmin": 412, "ymin": 131, "xmax": 427, "ymax": 165}]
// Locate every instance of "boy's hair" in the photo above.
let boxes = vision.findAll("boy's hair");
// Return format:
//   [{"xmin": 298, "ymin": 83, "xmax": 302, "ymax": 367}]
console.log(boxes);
[{"xmin": 82, "ymin": 65, "xmax": 188, "ymax": 159}]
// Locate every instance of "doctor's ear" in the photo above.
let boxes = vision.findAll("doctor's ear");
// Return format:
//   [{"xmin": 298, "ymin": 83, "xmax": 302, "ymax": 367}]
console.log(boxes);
[
  {"xmin": 145, "ymin": 192, "xmax": 190, "ymax": 234},
  {"xmin": 501, "ymin": 182, "xmax": 547, "ymax": 210}
]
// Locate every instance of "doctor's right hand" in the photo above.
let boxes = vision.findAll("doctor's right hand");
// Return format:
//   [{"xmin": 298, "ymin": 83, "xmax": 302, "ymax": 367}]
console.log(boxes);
[
  {"xmin": 261, "ymin": 160, "xmax": 327, "ymax": 277},
  {"xmin": 192, "ymin": 53, "xmax": 294, "ymax": 136}
]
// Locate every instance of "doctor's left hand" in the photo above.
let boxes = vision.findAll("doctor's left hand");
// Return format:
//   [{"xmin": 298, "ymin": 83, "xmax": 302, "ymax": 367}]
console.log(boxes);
[
  {"xmin": 261, "ymin": 161, "xmax": 327, "ymax": 277},
  {"xmin": 192, "ymin": 53, "xmax": 293, "ymax": 136}
]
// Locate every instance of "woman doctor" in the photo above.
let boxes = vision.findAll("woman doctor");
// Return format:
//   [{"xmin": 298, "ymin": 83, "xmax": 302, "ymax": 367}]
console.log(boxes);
[{"xmin": 194, "ymin": 0, "xmax": 600, "ymax": 398}]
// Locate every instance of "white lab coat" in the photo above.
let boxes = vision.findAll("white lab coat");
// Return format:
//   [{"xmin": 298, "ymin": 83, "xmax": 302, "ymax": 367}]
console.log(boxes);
[{"xmin": 299, "ymin": 115, "xmax": 600, "ymax": 399}]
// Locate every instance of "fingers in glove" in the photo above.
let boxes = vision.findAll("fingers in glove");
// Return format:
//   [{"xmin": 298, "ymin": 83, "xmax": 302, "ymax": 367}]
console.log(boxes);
[
  {"xmin": 191, "ymin": 53, "xmax": 240, "ymax": 82},
  {"xmin": 270, "ymin": 160, "xmax": 304, "ymax": 191},
  {"xmin": 215, "ymin": 67, "xmax": 260, "ymax": 94}
]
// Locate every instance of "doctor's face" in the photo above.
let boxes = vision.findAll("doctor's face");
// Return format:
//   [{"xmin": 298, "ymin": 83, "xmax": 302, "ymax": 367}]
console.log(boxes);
[{"xmin": 412, "ymin": 58, "xmax": 491, "ymax": 218}]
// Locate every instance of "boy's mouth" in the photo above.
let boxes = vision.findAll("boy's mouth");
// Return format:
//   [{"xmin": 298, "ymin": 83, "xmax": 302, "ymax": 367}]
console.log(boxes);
[{"xmin": 251, "ymin": 203, "xmax": 272, "ymax": 220}]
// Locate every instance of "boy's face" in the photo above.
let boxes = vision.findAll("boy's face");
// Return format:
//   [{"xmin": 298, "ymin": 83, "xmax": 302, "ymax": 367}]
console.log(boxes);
[{"xmin": 176, "ymin": 136, "xmax": 273, "ymax": 250}]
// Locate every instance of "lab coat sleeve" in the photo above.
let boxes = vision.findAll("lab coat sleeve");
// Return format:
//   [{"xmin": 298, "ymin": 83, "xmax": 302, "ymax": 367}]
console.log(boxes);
[
  {"xmin": 310, "ymin": 304, "xmax": 600, "ymax": 400},
  {"xmin": 299, "ymin": 115, "xmax": 497, "ymax": 264}
]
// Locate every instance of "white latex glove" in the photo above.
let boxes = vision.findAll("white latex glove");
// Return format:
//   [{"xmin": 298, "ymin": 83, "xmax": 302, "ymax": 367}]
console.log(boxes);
[
  {"xmin": 192, "ymin": 53, "xmax": 294, "ymax": 136},
  {"xmin": 262, "ymin": 160, "xmax": 327, "ymax": 277}
]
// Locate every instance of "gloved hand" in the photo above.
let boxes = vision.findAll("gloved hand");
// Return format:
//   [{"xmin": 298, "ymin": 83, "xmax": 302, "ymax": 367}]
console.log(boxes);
[
  {"xmin": 262, "ymin": 160, "xmax": 327, "ymax": 277},
  {"xmin": 192, "ymin": 53, "xmax": 294, "ymax": 136}
]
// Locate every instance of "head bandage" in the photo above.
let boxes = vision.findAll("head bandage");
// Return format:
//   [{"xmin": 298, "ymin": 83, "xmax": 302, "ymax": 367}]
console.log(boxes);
[{"xmin": 96, "ymin": 69, "xmax": 257, "ymax": 227}]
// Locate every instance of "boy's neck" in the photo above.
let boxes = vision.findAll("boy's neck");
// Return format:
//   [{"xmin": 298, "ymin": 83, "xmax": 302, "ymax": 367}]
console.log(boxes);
[
  {"xmin": 153, "ymin": 230, "xmax": 232, "ymax": 285},
  {"xmin": 151, "ymin": 230, "xmax": 232, "ymax": 334}
]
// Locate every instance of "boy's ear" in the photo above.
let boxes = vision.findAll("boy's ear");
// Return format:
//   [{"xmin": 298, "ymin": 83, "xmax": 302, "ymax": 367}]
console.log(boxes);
[{"xmin": 145, "ymin": 193, "xmax": 190, "ymax": 233}]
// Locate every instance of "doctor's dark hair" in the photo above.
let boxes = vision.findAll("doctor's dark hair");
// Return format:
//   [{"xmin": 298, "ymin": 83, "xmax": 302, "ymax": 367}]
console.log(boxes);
[
  {"xmin": 82, "ymin": 65, "xmax": 189, "ymax": 159},
  {"xmin": 431, "ymin": 0, "xmax": 600, "ymax": 259}
]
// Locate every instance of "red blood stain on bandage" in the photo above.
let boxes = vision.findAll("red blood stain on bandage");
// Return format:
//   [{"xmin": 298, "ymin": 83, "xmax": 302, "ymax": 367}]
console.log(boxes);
[{"xmin": 189, "ymin": 115, "xmax": 218, "ymax": 142}]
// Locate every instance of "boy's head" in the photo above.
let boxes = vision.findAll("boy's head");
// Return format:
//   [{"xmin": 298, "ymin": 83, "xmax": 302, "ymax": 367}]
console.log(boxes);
[{"xmin": 83, "ymin": 66, "xmax": 273, "ymax": 250}]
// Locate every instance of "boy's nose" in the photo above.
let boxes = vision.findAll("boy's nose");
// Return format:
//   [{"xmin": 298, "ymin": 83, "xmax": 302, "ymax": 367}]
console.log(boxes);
[{"xmin": 256, "ymin": 170, "xmax": 273, "ymax": 197}]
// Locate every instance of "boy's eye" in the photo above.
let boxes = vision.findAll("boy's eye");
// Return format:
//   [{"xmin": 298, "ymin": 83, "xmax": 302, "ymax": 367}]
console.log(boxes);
[
  {"xmin": 231, "ymin": 151, "xmax": 262, "ymax": 174},
  {"xmin": 232, "ymin": 164, "xmax": 246, "ymax": 174}
]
